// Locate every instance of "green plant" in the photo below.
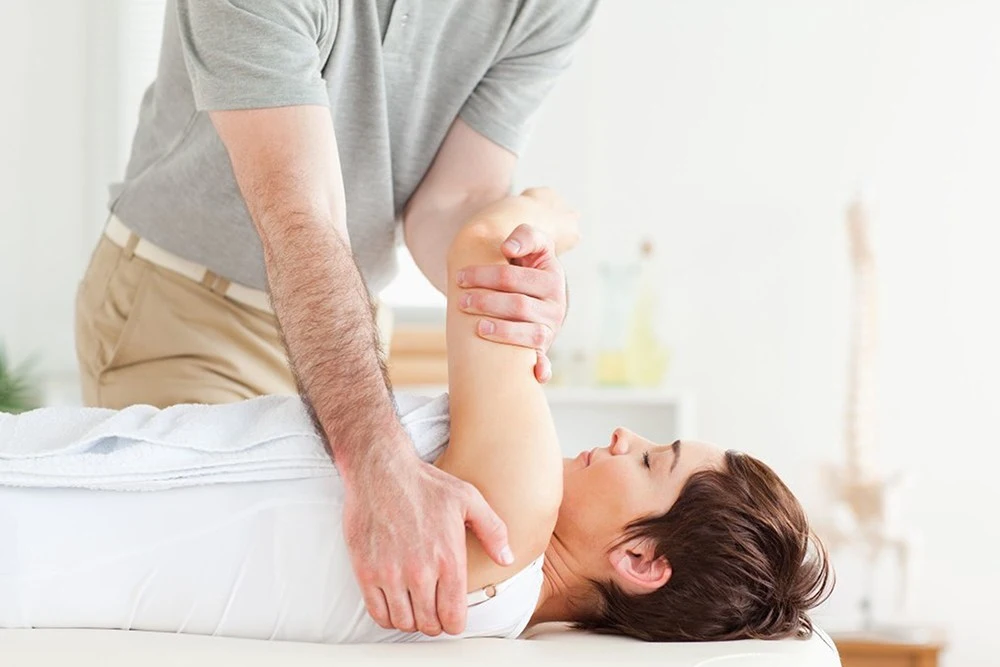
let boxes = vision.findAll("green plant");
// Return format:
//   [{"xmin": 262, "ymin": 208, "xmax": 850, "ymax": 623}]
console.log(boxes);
[{"xmin": 0, "ymin": 346, "xmax": 40, "ymax": 414}]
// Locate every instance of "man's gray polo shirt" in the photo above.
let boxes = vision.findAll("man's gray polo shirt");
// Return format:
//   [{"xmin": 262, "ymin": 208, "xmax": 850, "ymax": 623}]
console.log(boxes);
[{"xmin": 108, "ymin": 0, "xmax": 598, "ymax": 292}]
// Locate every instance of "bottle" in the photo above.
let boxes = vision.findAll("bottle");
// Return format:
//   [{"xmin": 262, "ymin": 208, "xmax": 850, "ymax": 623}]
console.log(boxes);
[
  {"xmin": 594, "ymin": 259, "xmax": 640, "ymax": 385},
  {"xmin": 624, "ymin": 239, "xmax": 668, "ymax": 386}
]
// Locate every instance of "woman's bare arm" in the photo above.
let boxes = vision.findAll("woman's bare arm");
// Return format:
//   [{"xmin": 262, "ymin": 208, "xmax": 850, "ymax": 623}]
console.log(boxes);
[{"xmin": 435, "ymin": 191, "xmax": 576, "ymax": 590}]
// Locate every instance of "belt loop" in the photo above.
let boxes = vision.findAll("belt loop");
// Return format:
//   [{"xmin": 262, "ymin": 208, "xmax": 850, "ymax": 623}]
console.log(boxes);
[
  {"xmin": 211, "ymin": 276, "xmax": 231, "ymax": 296},
  {"xmin": 122, "ymin": 232, "xmax": 139, "ymax": 260},
  {"xmin": 201, "ymin": 270, "xmax": 230, "ymax": 296}
]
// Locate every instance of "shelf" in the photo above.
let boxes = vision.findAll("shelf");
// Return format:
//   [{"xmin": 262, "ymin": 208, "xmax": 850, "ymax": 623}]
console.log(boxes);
[
  {"xmin": 397, "ymin": 384, "xmax": 690, "ymax": 405},
  {"xmin": 397, "ymin": 384, "xmax": 697, "ymax": 444}
]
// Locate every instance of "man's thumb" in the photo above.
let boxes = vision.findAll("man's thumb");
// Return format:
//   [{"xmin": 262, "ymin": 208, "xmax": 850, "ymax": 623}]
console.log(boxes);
[{"xmin": 465, "ymin": 490, "xmax": 514, "ymax": 566}]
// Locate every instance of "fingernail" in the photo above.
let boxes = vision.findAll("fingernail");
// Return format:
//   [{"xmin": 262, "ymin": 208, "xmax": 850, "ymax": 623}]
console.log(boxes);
[
  {"xmin": 479, "ymin": 320, "xmax": 495, "ymax": 335},
  {"xmin": 461, "ymin": 293, "xmax": 472, "ymax": 309},
  {"xmin": 456, "ymin": 270, "xmax": 467, "ymax": 286},
  {"xmin": 500, "ymin": 546, "xmax": 515, "ymax": 565},
  {"xmin": 504, "ymin": 239, "xmax": 521, "ymax": 253}
]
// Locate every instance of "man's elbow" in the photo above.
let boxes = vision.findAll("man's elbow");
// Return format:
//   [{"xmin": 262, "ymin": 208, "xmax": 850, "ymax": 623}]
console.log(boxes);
[
  {"xmin": 407, "ymin": 187, "xmax": 509, "ymax": 267},
  {"xmin": 405, "ymin": 183, "xmax": 509, "ymax": 240},
  {"xmin": 254, "ymin": 205, "xmax": 348, "ymax": 264}
]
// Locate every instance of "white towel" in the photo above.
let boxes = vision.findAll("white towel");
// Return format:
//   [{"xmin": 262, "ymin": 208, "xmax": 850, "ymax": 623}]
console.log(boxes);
[{"xmin": 0, "ymin": 393, "xmax": 451, "ymax": 491}]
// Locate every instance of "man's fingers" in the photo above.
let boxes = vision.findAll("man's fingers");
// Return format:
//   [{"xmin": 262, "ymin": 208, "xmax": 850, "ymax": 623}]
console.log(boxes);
[
  {"xmin": 362, "ymin": 585, "xmax": 393, "ymax": 629},
  {"xmin": 459, "ymin": 289, "xmax": 562, "ymax": 327},
  {"xmin": 476, "ymin": 318, "xmax": 554, "ymax": 352},
  {"xmin": 383, "ymin": 585, "xmax": 417, "ymax": 633},
  {"xmin": 457, "ymin": 264, "xmax": 560, "ymax": 300},
  {"xmin": 463, "ymin": 485, "xmax": 514, "ymax": 568},
  {"xmin": 436, "ymin": 561, "xmax": 468, "ymax": 636},
  {"xmin": 534, "ymin": 351, "xmax": 552, "ymax": 384},
  {"xmin": 501, "ymin": 224, "xmax": 556, "ymax": 262},
  {"xmin": 409, "ymin": 577, "xmax": 443, "ymax": 636}
]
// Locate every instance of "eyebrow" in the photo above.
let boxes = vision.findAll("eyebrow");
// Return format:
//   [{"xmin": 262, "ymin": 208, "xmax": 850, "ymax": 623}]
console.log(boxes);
[{"xmin": 669, "ymin": 440, "xmax": 681, "ymax": 472}]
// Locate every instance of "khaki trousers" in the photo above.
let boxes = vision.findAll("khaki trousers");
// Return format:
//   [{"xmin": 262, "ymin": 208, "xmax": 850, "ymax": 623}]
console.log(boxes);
[{"xmin": 75, "ymin": 237, "xmax": 297, "ymax": 408}]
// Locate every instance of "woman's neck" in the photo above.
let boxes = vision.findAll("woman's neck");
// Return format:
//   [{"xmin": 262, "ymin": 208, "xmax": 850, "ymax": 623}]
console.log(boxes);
[{"xmin": 530, "ymin": 533, "xmax": 592, "ymax": 625}]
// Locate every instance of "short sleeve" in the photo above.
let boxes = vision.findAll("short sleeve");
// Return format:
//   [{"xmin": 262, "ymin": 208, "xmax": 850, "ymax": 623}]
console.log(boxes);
[
  {"xmin": 459, "ymin": 0, "xmax": 599, "ymax": 155},
  {"xmin": 176, "ymin": 0, "xmax": 330, "ymax": 111}
]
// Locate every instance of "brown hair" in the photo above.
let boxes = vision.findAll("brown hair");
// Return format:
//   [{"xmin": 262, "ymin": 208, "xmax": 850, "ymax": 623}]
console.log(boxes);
[{"xmin": 576, "ymin": 450, "xmax": 833, "ymax": 642}]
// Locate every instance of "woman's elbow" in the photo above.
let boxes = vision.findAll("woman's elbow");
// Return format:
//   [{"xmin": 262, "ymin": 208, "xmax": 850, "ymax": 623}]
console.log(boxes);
[{"xmin": 446, "ymin": 219, "xmax": 507, "ymax": 268}]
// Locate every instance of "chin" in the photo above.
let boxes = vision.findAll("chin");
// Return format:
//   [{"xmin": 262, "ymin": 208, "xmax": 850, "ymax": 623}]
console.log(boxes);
[{"xmin": 561, "ymin": 457, "xmax": 579, "ymax": 484}]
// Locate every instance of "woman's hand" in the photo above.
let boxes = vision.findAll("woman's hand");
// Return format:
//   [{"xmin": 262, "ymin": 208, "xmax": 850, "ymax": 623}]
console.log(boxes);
[
  {"xmin": 455, "ymin": 189, "xmax": 579, "ymax": 383},
  {"xmin": 519, "ymin": 187, "xmax": 581, "ymax": 253}
]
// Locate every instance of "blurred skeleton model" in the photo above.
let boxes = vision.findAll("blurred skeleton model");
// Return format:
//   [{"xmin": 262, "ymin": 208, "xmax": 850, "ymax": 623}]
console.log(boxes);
[{"xmin": 821, "ymin": 198, "xmax": 909, "ymax": 630}]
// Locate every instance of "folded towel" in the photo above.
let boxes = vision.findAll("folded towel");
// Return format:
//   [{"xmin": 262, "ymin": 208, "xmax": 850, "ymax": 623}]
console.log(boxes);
[{"xmin": 0, "ymin": 393, "xmax": 451, "ymax": 491}]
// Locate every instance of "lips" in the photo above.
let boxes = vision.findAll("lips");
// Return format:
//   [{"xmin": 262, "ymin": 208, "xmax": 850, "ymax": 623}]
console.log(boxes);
[{"xmin": 583, "ymin": 449, "xmax": 592, "ymax": 467}]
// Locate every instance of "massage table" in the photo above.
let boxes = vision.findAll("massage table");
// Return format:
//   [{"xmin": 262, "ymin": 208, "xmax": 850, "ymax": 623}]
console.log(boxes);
[
  {"xmin": 0, "ymin": 398, "xmax": 840, "ymax": 664},
  {"xmin": 0, "ymin": 623, "xmax": 841, "ymax": 666}
]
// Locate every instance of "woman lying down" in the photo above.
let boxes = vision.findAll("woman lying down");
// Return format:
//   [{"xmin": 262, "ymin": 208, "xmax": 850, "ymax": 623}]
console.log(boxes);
[{"xmin": 0, "ymin": 189, "xmax": 831, "ymax": 644}]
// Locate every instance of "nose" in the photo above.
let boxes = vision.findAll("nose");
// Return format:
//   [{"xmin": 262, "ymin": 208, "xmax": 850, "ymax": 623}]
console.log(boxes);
[{"xmin": 609, "ymin": 427, "xmax": 632, "ymax": 455}]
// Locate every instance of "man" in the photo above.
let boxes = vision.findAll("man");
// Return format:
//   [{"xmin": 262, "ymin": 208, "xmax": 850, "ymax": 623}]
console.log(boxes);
[{"xmin": 75, "ymin": 0, "xmax": 597, "ymax": 640}]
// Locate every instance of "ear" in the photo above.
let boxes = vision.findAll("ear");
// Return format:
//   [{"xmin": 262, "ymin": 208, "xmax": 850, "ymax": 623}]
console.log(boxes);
[{"xmin": 609, "ymin": 537, "xmax": 672, "ymax": 594}]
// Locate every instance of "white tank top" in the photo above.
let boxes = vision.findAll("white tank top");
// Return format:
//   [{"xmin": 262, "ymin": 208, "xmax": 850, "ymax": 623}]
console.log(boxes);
[{"xmin": 0, "ymin": 394, "xmax": 544, "ymax": 643}]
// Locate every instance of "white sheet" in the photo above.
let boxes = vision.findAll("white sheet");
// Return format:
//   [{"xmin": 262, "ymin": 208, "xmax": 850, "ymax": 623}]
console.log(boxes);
[{"xmin": 0, "ymin": 393, "xmax": 449, "ymax": 490}]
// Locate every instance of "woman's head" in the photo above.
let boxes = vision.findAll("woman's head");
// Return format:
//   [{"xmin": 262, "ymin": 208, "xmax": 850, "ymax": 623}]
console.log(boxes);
[{"xmin": 556, "ymin": 428, "xmax": 832, "ymax": 642}]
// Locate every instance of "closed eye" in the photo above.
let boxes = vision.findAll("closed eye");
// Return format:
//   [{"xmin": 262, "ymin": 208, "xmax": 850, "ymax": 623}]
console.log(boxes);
[{"xmin": 642, "ymin": 451, "xmax": 651, "ymax": 469}]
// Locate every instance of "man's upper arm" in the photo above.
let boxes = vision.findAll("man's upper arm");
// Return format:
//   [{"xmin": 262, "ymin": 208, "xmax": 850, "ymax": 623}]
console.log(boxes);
[
  {"xmin": 458, "ymin": 0, "xmax": 599, "ymax": 156},
  {"xmin": 176, "ymin": 0, "xmax": 329, "ymax": 111},
  {"xmin": 176, "ymin": 0, "xmax": 343, "ymax": 238},
  {"xmin": 403, "ymin": 1, "xmax": 597, "ymax": 292},
  {"xmin": 211, "ymin": 106, "xmax": 347, "ymax": 241},
  {"xmin": 403, "ymin": 119, "xmax": 517, "ymax": 293}
]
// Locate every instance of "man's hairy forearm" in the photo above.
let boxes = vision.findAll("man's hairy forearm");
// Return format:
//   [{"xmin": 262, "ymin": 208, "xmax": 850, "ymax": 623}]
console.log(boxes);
[{"xmin": 260, "ymin": 212, "xmax": 407, "ymax": 481}]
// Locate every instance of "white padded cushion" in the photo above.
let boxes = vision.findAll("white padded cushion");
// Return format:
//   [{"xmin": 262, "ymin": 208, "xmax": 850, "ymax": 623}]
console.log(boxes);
[{"xmin": 0, "ymin": 625, "xmax": 841, "ymax": 666}]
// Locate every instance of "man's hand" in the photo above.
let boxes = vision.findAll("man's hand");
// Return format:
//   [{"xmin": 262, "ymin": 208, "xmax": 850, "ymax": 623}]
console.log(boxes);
[
  {"xmin": 456, "ymin": 207, "xmax": 577, "ymax": 383},
  {"xmin": 342, "ymin": 449, "xmax": 513, "ymax": 637}
]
